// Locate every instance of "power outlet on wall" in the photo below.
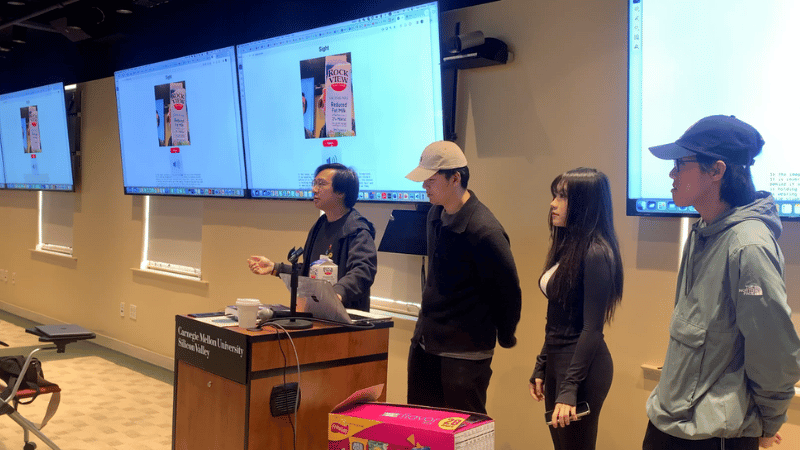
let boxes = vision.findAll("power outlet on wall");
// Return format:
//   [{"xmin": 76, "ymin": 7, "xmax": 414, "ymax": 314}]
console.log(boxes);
[
  {"xmin": 130, "ymin": 304, "xmax": 137, "ymax": 320},
  {"xmin": 1, "ymin": 270, "xmax": 6, "ymax": 282},
  {"xmin": 120, "ymin": 302, "xmax": 125, "ymax": 317}
]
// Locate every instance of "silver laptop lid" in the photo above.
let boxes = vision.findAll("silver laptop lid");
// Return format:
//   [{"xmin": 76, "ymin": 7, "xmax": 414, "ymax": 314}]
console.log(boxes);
[{"xmin": 279, "ymin": 274, "xmax": 353, "ymax": 324}]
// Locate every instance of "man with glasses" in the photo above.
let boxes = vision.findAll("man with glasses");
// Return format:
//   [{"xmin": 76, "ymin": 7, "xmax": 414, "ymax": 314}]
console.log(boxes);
[
  {"xmin": 248, "ymin": 163, "xmax": 377, "ymax": 312},
  {"xmin": 404, "ymin": 140, "xmax": 522, "ymax": 414},
  {"xmin": 644, "ymin": 115, "xmax": 800, "ymax": 449}
]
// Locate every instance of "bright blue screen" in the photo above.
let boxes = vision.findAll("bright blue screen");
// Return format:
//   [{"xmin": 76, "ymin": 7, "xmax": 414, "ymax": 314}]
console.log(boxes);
[{"xmin": 0, "ymin": 82, "xmax": 74, "ymax": 191}]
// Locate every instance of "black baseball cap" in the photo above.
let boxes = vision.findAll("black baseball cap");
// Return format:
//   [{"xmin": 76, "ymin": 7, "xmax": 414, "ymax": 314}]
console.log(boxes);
[{"xmin": 649, "ymin": 115, "xmax": 764, "ymax": 166}]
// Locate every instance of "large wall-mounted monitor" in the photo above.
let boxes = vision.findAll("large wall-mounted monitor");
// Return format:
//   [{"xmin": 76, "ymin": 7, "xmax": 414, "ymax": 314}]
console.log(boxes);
[
  {"xmin": 0, "ymin": 148, "xmax": 5, "ymax": 189},
  {"xmin": 0, "ymin": 82, "xmax": 75, "ymax": 191},
  {"xmin": 237, "ymin": 1, "xmax": 443, "ymax": 202},
  {"xmin": 114, "ymin": 46, "xmax": 247, "ymax": 197},
  {"xmin": 627, "ymin": 0, "xmax": 800, "ymax": 219}
]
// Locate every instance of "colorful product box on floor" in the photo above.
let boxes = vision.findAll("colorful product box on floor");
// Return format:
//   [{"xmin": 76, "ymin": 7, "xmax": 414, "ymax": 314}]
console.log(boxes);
[{"xmin": 329, "ymin": 385, "xmax": 494, "ymax": 450}]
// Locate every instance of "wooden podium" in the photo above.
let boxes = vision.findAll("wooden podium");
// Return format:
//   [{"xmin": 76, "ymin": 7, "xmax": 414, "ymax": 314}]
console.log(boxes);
[{"xmin": 172, "ymin": 315, "xmax": 392, "ymax": 450}]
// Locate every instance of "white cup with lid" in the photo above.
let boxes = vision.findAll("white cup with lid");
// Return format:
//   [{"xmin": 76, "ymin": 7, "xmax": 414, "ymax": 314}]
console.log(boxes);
[{"xmin": 236, "ymin": 298, "xmax": 261, "ymax": 329}]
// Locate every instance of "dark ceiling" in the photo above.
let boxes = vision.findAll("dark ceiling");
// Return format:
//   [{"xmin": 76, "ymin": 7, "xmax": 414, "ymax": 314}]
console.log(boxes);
[{"xmin": 0, "ymin": 0, "xmax": 496, "ymax": 93}]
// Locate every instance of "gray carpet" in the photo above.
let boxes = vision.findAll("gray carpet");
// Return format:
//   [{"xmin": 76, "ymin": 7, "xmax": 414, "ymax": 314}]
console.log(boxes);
[{"xmin": 0, "ymin": 311, "xmax": 173, "ymax": 450}]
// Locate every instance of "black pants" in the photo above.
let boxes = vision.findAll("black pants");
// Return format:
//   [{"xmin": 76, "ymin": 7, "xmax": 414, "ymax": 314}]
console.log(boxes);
[
  {"xmin": 643, "ymin": 421, "xmax": 758, "ymax": 450},
  {"xmin": 544, "ymin": 341, "xmax": 613, "ymax": 450},
  {"xmin": 406, "ymin": 343, "xmax": 492, "ymax": 414}
]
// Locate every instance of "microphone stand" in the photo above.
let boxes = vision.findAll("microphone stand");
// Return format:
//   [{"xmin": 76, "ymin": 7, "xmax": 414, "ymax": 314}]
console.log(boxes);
[{"xmin": 272, "ymin": 247, "xmax": 313, "ymax": 330}]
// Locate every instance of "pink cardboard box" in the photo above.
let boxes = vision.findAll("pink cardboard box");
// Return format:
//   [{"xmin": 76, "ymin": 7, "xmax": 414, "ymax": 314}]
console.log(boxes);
[{"xmin": 329, "ymin": 385, "xmax": 494, "ymax": 450}]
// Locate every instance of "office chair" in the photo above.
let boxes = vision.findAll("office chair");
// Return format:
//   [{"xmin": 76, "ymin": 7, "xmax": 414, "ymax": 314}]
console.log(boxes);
[{"xmin": 0, "ymin": 325, "xmax": 95, "ymax": 450}]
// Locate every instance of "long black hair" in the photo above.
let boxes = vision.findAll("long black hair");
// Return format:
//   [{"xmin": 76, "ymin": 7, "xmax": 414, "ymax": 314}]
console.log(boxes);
[{"xmin": 544, "ymin": 168, "xmax": 623, "ymax": 324}]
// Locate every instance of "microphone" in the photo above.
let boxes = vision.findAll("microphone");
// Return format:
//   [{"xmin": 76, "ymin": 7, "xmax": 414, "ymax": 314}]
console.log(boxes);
[
  {"xmin": 258, "ymin": 308, "xmax": 274, "ymax": 321},
  {"xmin": 287, "ymin": 246, "xmax": 304, "ymax": 264},
  {"xmin": 274, "ymin": 246, "xmax": 304, "ymax": 275}
]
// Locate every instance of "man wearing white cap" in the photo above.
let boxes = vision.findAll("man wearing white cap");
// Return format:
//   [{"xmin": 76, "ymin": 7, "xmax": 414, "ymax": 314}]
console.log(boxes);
[{"xmin": 404, "ymin": 140, "xmax": 521, "ymax": 414}]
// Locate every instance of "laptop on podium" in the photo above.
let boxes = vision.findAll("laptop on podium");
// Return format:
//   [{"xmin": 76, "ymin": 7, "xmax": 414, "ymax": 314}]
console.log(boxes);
[{"xmin": 279, "ymin": 274, "xmax": 390, "ymax": 325}]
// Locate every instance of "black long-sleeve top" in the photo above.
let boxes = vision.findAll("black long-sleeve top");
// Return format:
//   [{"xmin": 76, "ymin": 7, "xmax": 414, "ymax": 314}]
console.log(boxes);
[
  {"xmin": 531, "ymin": 242, "xmax": 614, "ymax": 406},
  {"xmin": 412, "ymin": 191, "xmax": 522, "ymax": 353}
]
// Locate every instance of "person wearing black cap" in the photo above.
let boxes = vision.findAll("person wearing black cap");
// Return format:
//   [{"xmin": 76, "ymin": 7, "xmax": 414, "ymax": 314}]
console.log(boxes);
[
  {"xmin": 643, "ymin": 115, "xmax": 800, "ymax": 450},
  {"xmin": 404, "ymin": 140, "xmax": 522, "ymax": 414}
]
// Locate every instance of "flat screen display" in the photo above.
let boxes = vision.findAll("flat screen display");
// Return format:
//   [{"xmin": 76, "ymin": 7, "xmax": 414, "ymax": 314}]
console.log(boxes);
[
  {"xmin": 0, "ymin": 82, "xmax": 74, "ymax": 191},
  {"xmin": 0, "ymin": 147, "xmax": 5, "ymax": 189},
  {"xmin": 237, "ymin": 1, "xmax": 443, "ymax": 202},
  {"xmin": 627, "ymin": 1, "xmax": 800, "ymax": 218},
  {"xmin": 114, "ymin": 46, "xmax": 247, "ymax": 197}
]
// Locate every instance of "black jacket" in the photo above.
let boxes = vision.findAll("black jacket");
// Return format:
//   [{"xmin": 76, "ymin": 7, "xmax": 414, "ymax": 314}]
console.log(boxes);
[
  {"xmin": 301, "ymin": 208, "xmax": 377, "ymax": 311},
  {"xmin": 413, "ymin": 191, "xmax": 521, "ymax": 353}
]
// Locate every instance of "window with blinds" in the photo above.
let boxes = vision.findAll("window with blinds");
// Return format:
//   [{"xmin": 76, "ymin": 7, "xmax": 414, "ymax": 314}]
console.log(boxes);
[
  {"xmin": 141, "ymin": 196, "xmax": 202, "ymax": 280},
  {"xmin": 37, "ymin": 191, "xmax": 74, "ymax": 256}
]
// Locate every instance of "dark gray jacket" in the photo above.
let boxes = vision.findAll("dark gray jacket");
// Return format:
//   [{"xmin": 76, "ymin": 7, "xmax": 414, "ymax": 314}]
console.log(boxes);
[
  {"xmin": 302, "ymin": 208, "xmax": 377, "ymax": 312},
  {"xmin": 647, "ymin": 193, "xmax": 800, "ymax": 439}
]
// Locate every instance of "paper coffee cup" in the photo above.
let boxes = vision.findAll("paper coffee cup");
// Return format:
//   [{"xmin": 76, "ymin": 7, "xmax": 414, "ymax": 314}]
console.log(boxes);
[{"xmin": 236, "ymin": 298, "xmax": 261, "ymax": 329}]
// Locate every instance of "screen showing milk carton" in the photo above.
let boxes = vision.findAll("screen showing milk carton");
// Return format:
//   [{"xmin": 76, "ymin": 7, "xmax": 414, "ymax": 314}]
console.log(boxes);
[
  {"xmin": 237, "ymin": 1, "xmax": 443, "ymax": 202},
  {"xmin": 114, "ymin": 46, "xmax": 247, "ymax": 197},
  {"xmin": 0, "ymin": 82, "xmax": 74, "ymax": 191}
]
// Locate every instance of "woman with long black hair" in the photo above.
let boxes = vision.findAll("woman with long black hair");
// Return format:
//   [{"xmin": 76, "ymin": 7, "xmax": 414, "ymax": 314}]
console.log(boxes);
[{"xmin": 529, "ymin": 168, "xmax": 623, "ymax": 450}]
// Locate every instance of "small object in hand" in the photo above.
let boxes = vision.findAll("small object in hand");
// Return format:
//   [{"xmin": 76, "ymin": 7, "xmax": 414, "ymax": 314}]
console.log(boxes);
[{"xmin": 544, "ymin": 401, "xmax": 590, "ymax": 426}]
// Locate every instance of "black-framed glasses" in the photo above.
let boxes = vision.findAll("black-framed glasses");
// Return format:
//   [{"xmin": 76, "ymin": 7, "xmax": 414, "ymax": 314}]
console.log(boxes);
[{"xmin": 673, "ymin": 157, "xmax": 698, "ymax": 172}]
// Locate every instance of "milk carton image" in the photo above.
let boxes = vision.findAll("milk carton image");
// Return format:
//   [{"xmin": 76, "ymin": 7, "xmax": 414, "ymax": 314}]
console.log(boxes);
[{"xmin": 310, "ymin": 256, "xmax": 338, "ymax": 284}]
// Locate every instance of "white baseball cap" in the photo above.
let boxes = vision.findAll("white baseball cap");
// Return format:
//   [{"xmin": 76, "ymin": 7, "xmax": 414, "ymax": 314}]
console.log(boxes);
[{"xmin": 405, "ymin": 140, "xmax": 468, "ymax": 182}]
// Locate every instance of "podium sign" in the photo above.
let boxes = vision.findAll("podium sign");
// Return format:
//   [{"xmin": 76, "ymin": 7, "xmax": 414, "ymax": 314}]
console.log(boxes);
[{"xmin": 174, "ymin": 316, "xmax": 248, "ymax": 384}]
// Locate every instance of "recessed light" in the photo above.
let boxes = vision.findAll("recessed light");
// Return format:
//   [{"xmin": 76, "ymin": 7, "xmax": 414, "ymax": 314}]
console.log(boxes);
[
  {"xmin": 116, "ymin": 8, "xmax": 133, "ymax": 14},
  {"xmin": 8, "ymin": 1, "xmax": 26, "ymax": 6},
  {"xmin": 11, "ymin": 27, "xmax": 26, "ymax": 44}
]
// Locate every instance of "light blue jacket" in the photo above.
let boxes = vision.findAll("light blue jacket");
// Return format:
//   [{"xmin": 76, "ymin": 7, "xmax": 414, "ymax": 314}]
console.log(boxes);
[{"xmin": 647, "ymin": 193, "xmax": 800, "ymax": 439}]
